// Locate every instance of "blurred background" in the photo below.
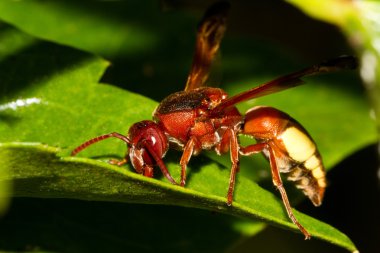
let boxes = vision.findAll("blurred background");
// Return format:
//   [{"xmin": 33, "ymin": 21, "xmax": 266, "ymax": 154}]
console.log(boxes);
[{"xmin": 0, "ymin": 0, "xmax": 378, "ymax": 252}]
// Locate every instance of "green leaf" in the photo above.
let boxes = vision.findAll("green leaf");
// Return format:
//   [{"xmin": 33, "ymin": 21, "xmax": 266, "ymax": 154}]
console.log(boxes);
[
  {"xmin": 0, "ymin": 1, "xmax": 160, "ymax": 58},
  {"xmin": 0, "ymin": 2, "xmax": 375, "ymax": 252},
  {"xmin": 0, "ymin": 143, "xmax": 357, "ymax": 253},
  {"xmin": 0, "ymin": 154, "xmax": 10, "ymax": 216},
  {"xmin": 0, "ymin": 0, "xmax": 198, "ymax": 101}
]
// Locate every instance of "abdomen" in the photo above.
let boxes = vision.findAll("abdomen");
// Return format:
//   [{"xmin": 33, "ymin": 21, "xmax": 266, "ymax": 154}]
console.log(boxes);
[{"xmin": 243, "ymin": 106, "xmax": 326, "ymax": 206}]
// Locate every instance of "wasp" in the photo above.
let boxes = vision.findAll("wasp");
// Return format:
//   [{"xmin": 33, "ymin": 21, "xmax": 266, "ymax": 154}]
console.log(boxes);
[{"xmin": 71, "ymin": 2, "xmax": 356, "ymax": 239}]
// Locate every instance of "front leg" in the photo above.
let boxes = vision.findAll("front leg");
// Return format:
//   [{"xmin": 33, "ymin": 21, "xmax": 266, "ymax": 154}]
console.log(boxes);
[
  {"xmin": 109, "ymin": 158, "xmax": 128, "ymax": 166},
  {"xmin": 179, "ymin": 137, "xmax": 199, "ymax": 186},
  {"xmin": 143, "ymin": 141, "xmax": 178, "ymax": 185},
  {"xmin": 129, "ymin": 142, "xmax": 178, "ymax": 185}
]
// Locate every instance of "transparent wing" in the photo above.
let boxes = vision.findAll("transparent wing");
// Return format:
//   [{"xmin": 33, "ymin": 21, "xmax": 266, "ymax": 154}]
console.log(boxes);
[{"xmin": 184, "ymin": 2, "xmax": 229, "ymax": 91}]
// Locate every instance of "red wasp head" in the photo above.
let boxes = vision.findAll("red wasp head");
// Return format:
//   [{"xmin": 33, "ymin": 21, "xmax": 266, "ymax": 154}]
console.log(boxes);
[
  {"xmin": 127, "ymin": 120, "xmax": 169, "ymax": 177},
  {"xmin": 71, "ymin": 120, "xmax": 177, "ymax": 184}
]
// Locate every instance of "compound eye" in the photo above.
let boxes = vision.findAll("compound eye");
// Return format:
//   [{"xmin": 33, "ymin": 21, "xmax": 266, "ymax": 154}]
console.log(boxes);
[{"xmin": 145, "ymin": 131, "xmax": 168, "ymax": 158}]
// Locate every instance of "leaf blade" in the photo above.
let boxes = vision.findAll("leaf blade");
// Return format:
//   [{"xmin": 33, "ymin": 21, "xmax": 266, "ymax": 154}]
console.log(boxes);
[{"xmin": 0, "ymin": 142, "xmax": 357, "ymax": 252}]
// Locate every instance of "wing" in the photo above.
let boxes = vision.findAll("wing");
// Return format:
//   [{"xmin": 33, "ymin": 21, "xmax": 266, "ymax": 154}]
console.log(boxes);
[
  {"xmin": 211, "ymin": 56, "xmax": 358, "ymax": 114},
  {"xmin": 184, "ymin": 1, "xmax": 229, "ymax": 91}
]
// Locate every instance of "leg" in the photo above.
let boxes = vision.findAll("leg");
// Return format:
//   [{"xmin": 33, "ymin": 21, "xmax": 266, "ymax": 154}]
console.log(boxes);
[
  {"xmin": 179, "ymin": 137, "xmax": 199, "ymax": 186},
  {"xmin": 109, "ymin": 158, "xmax": 128, "ymax": 166},
  {"xmin": 239, "ymin": 143, "xmax": 267, "ymax": 156},
  {"xmin": 225, "ymin": 129, "xmax": 240, "ymax": 206},
  {"xmin": 216, "ymin": 128, "xmax": 240, "ymax": 205},
  {"xmin": 143, "ymin": 141, "xmax": 178, "ymax": 185},
  {"xmin": 267, "ymin": 144, "xmax": 311, "ymax": 239},
  {"xmin": 240, "ymin": 142, "xmax": 311, "ymax": 239}
]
